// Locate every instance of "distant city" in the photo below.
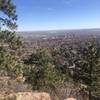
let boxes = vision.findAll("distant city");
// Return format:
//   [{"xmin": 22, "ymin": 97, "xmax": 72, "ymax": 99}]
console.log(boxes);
[{"xmin": 17, "ymin": 28, "xmax": 100, "ymax": 40}]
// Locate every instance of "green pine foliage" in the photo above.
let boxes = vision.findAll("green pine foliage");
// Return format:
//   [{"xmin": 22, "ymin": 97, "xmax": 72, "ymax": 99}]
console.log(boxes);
[
  {"xmin": 24, "ymin": 48, "xmax": 62, "ymax": 90},
  {"xmin": 0, "ymin": 0, "xmax": 23, "ymax": 78},
  {"xmin": 0, "ymin": 46, "xmax": 24, "ymax": 77},
  {"xmin": 74, "ymin": 41, "xmax": 100, "ymax": 99},
  {"xmin": 60, "ymin": 41, "xmax": 100, "ymax": 99},
  {"xmin": 65, "ymin": 41, "xmax": 100, "ymax": 100},
  {"xmin": 0, "ymin": 0, "xmax": 17, "ymax": 30}
]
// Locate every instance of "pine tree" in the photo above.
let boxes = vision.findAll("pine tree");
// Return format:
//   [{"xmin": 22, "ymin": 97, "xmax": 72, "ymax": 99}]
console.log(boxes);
[
  {"xmin": 0, "ymin": 0, "xmax": 22, "ymax": 49},
  {"xmin": 72, "ymin": 41, "xmax": 100, "ymax": 100},
  {"xmin": 24, "ymin": 48, "xmax": 62, "ymax": 90},
  {"xmin": 0, "ymin": 0, "xmax": 17, "ymax": 30},
  {"xmin": 0, "ymin": 0, "xmax": 23, "ymax": 77}
]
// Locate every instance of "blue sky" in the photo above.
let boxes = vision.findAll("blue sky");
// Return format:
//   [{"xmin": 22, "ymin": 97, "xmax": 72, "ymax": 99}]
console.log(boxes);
[{"xmin": 13, "ymin": 0, "xmax": 100, "ymax": 31}]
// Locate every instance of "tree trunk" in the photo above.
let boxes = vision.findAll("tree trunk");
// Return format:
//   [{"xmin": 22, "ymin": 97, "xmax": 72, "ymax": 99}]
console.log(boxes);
[{"xmin": 89, "ymin": 90, "xmax": 92, "ymax": 100}]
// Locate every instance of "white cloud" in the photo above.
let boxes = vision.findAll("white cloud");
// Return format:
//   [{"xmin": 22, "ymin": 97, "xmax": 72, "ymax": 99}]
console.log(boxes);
[
  {"xmin": 62, "ymin": 0, "xmax": 75, "ymax": 5},
  {"xmin": 47, "ymin": 7, "xmax": 53, "ymax": 11},
  {"xmin": 63, "ymin": 0, "xmax": 80, "ymax": 4},
  {"xmin": 63, "ymin": 0, "xmax": 71, "ymax": 4}
]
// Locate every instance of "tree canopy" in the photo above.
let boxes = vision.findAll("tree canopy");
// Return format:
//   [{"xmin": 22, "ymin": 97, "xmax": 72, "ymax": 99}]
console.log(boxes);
[{"xmin": 0, "ymin": 0, "xmax": 17, "ymax": 30}]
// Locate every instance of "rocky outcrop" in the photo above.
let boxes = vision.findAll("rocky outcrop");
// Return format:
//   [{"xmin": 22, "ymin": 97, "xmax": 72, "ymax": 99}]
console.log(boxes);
[
  {"xmin": 65, "ymin": 98, "xmax": 77, "ymax": 100},
  {"xmin": 1, "ymin": 92, "xmax": 51, "ymax": 100}
]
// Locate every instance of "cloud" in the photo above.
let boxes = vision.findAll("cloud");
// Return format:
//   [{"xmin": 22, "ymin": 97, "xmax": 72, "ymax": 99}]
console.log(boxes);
[
  {"xmin": 62, "ymin": 0, "xmax": 73, "ymax": 5},
  {"xmin": 62, "ymin": 0, "xmax": 79, "ymax": 4},
  {"xmin": 47, "ymin": 7, "xmax": 53, "ymax": 11},
  {"xmin": 63, "ymin": 0, "xmax": 71, "ymax": 4}
]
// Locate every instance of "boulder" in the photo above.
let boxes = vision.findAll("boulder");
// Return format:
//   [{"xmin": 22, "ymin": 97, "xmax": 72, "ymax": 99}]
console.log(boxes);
[{"xmin": 65, "ymin": 97, "xmax": 77, "ymax": 100}]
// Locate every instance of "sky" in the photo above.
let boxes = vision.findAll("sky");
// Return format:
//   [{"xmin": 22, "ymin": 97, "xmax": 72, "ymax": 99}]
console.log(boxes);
[{"xmin": 13, "ymin": 0, "xmax": 100, "ymax": 31}]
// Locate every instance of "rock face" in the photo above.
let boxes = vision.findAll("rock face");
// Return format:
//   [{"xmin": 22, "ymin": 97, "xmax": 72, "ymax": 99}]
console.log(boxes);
[
  {"xmin": 2, "ymin": 92, "xmax": 51, "ymax": 100},
  {"xmin": 65, "ymin": 97, "xmax": 77, "ymax": 100}
]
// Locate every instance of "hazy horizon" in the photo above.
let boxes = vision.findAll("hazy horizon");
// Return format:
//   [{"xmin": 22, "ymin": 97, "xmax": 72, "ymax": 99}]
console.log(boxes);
[{"xmin": 17, "ymin": 28, "xmax": 100, "ymax": 32}]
